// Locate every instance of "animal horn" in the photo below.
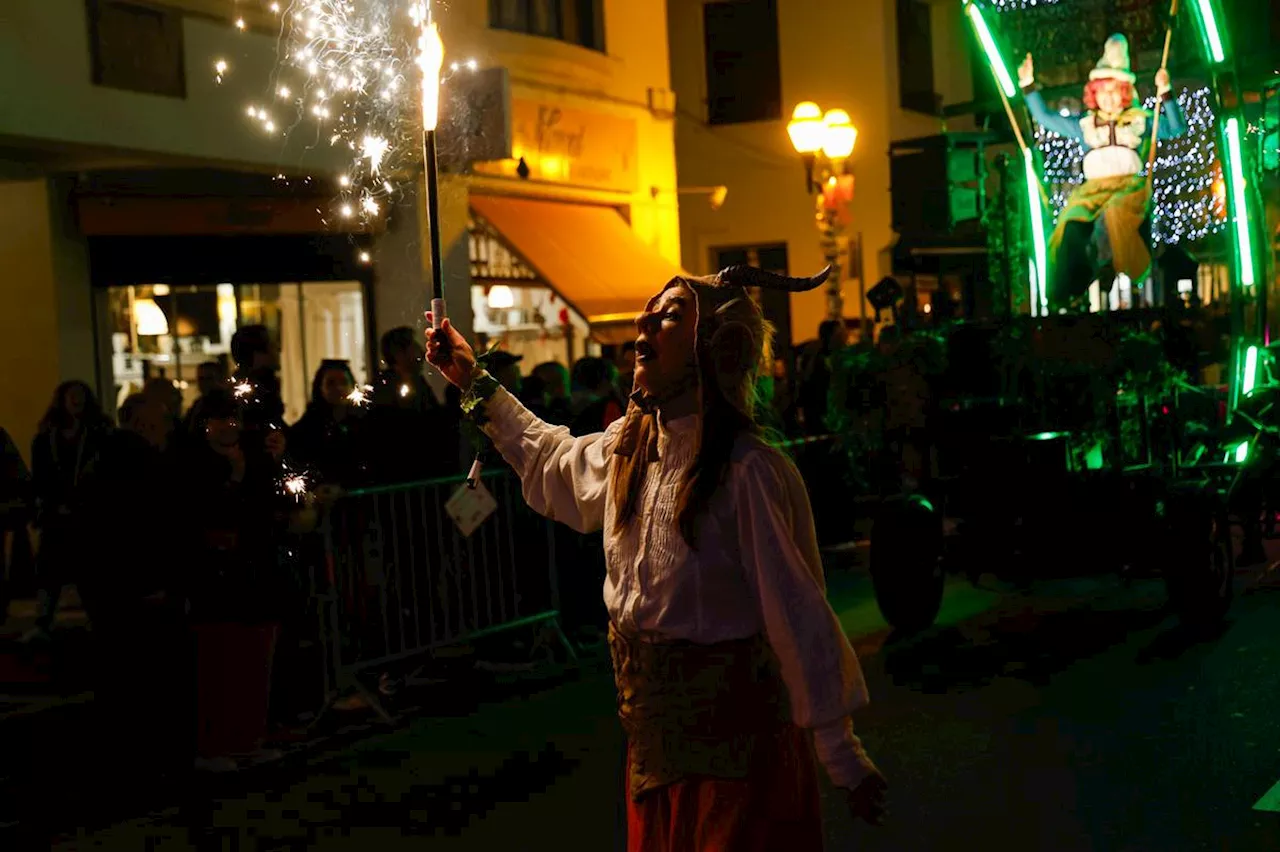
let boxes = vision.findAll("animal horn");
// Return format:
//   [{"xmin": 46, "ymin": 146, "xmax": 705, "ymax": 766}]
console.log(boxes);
[{"xmin": 717, "ymin": 265, "xmax": 832, "ymax": 292}]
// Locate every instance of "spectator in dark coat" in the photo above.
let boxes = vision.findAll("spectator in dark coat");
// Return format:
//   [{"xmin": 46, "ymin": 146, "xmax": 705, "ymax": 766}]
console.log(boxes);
[
  {"xmin": 365, "ymin": 327, "xmax": 458, "ymax": 482},
  {"xmin": 26, "ymin": 380, "xmax": 111, "ymax": 639},
  {"xmin": 288, "ymin": 360, "xmax": 368, "ymax": 491}
]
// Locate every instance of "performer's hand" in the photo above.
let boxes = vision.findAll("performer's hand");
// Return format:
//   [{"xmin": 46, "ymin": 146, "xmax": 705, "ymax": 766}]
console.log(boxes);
[
  {"xmin": 845, "ymin": 771, "xmax": 888, "ymax": 826},
  {"xmin": 425, "ymin": 312, "xmax": 478, "ymax": 390},
  {"xmin": 1155, "ymin": 68, "xmax": 1171, "ymax": 97},
  {"xmin": 1017, "ymin": 53, "xmax": 1034, "ymax": 89}
]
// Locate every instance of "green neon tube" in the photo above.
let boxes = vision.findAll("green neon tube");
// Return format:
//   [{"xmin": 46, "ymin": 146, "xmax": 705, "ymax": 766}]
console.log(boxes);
[
  {"xmin": 1028, "ymin": 258, "xmax": 1039, "ymax": 317},
  {"xmin": 1224, "ymin": 117, "xmax": 1256, "ymax": 287},
  {"xmin": 965, "ymin": 2, "xmax": 1017, "ymax": 98},
  {"xmin": 1243, "ymin": 345, "xmax": 1259, "ymax": 396},
  {"xmin": 1023, "ymin": 149, "xmax": 1048, "ymax": 315},
  {"xmin": 1235, "ymin": 441, "xmax": 1249, "ymax": 463},
  {"xmin": 1193, "ymin": 0, "xmax": 1226, "ymax": 64}
]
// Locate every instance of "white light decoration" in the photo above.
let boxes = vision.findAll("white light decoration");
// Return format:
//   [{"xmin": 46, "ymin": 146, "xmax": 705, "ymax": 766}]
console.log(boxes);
[
  {"xmin": 487, "ymin": 285, "xmax": 515, "ymax": 309},
  {"xmin": 133, "ymin": 299, "xmax": 169, "ymax": 336}
]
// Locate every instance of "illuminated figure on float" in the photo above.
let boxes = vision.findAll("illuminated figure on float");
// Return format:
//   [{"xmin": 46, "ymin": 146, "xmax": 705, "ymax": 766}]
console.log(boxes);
[{"xmin": 1019, "ymin": 34, "xmax": 1187, "ymax": 310}]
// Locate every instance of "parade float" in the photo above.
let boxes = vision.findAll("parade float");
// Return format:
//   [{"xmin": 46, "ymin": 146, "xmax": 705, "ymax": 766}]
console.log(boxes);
[{"xmin": 854, "ymin": 0, "xmax": 1276, "ymax": 633}]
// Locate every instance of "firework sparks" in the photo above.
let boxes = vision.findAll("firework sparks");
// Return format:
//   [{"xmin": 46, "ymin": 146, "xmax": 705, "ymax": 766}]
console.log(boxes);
[
  {"xmin": 361, "ymin": 134, "xmax": 390, "ymax": 175},
  {"xmin": 281, "ymin": 469, "xmax": 311, "ymax": 500},
  {"xmin": 346, "ymin": 384, "xmax": 374, "ymax": 406},
  {"xmin": 233, "ymin": 380, "xmax": 255, "ymax": 400},
  {"xmin": 399, "ymin": 383, "xmax": 411, "ymax": 398},
  {"xmin": 224, "ymin": 0, "xmax": 443, "ymax": 223}
]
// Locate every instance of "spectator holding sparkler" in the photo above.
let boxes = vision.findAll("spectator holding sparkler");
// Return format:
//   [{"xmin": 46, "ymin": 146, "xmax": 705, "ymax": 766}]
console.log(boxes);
[
  {"xmin": 288, "ymin": 360, "xmax": 368, "ymax": 491},
  {"xmin": 184, "ymin": 388, "xmax": 289, "ymax": 772},
  {"xmin": 230, "ymin": 325, "xmax": 288, "ymax": 461},
  {"xmin": 181, "ymin": 359, "xmax": 229, "ymax": 445}
]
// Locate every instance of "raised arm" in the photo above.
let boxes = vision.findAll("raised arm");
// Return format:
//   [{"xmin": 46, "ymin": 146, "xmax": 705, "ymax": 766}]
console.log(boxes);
[
  {"xmin": 479, "ymin": 385, "xmax": 619, "ymax": 534},
  {"xmin": 1024, "ymin": 89, "xmax": 1086, "ymax": 141},
  {"xmin": 424, "ymin": 313, "xmax": 616, "ymax": 535},
  {"xmin": 1155, "ymin": 90, "xmax": 1187, "ymax": 138},
  {"xmin": 732, "ymin": 445, "xmax": 880, "ymax": 793},
  {"xmin": 1018, "ymin": 52, "xmax": 1085, "ymax": 141}
]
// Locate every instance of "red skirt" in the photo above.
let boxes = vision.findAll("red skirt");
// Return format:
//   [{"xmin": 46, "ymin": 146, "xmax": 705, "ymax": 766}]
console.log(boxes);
[{"xmin": 624, "ymin": 723, "xmax": 824, "ymax": 852}]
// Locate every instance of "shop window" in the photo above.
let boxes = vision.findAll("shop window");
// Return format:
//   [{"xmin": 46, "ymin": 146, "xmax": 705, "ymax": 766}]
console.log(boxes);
[
  {"xmin": 489, "ymin": 0, "xmax": 605, "ymax": 52},
  {"xmin": 102, "ymin": 281, "xmax": 368, "ymax": 423},
  {"xmin": 703, "ymin": 1, "xmax": 782, "ymax": 125},
  {"xmin": 896, "ymin": 0, "xmax": 940, "ymax": 115}
]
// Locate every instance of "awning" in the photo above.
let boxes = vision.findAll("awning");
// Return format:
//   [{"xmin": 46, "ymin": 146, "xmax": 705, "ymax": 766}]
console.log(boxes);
[{"xmin": 469, "ymin": 194, "xmax": 687, "ymax": 329}]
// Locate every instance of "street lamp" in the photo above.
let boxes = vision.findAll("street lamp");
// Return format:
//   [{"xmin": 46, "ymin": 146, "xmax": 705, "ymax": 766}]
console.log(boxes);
[{"xmin": 788, "ymin": 102, "xmax": 858, "ymax": 322}]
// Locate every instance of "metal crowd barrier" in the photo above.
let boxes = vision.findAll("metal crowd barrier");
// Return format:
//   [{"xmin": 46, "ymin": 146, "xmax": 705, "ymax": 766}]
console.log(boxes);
[
  {"xmin": 312, "ymin": 469, "xmax": 576, "ymax": 723},
  {"xmin": 306, "ymin": 434, "xmax": 850, "ymax": 722}
]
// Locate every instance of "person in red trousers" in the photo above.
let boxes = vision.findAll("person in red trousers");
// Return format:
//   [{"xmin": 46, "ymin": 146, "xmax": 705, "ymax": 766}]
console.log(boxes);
[{"xmin": 428, "ymin": 264, "xmax": 886, "ymax": 850}]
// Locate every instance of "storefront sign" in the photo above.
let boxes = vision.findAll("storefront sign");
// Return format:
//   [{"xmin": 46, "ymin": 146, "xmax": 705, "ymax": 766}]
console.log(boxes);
[{"xmin": 473, "ymin": 99, "xmax": 638, "ymax": 193}]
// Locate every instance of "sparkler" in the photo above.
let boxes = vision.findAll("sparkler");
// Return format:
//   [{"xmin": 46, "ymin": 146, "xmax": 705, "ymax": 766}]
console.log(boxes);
[
  {"xmin": 223, "ymin": 0, "xmax": 452, "ymax": 319},
  {"xmin": 346, "ymin": 384, "xmax": 374, "ymax": 406},
  {"xmin": 414, "ymin": 2, "xmax": 448, "ymax": 329},
  {"xmin": 281, "ymin": 467, "xmax": 311, "ymax": 500}
]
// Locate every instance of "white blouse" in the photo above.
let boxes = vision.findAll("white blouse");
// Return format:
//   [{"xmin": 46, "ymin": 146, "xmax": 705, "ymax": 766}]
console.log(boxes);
[{"xmin": 481, "ymin": 386, "xmax": 878, "ymax": 790}]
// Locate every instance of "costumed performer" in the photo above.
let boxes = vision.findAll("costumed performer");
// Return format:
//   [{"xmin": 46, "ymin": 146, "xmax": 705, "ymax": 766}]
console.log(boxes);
[
  {"xmin": 1019, "ymin": 33, "xmax": 1187, "ymax": 310},
  {"xmin": 426, "ymin": 264, "xmax": 886, "ymax": 850}
]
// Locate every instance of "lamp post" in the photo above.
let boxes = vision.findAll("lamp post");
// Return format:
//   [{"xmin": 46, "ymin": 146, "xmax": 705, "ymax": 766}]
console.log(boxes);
[{"xmin": 787, "ymin": 102, "xmax": 858, "ymax": 323}]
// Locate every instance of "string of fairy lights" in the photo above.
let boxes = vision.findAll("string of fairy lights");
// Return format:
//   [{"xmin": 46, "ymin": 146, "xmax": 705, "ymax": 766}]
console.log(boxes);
[
  {"xmin": 986, "ymin": 0, "xmax": 1065, "ymax": 8},
  {"xmin": 1034, "ymin": 85, "xmax": 1227, "ymax": 245}
]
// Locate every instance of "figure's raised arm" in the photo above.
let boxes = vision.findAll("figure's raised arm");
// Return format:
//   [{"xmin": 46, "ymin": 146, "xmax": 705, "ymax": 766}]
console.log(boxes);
[{"xmin": 1154, "ymin": 69, "xmax": 1187, "ymax": 138}]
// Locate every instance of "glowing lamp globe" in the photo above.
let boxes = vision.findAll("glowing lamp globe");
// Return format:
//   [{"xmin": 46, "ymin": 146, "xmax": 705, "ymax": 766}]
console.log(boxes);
[
  {"xmin": 787, "ymin": 102, "xmax": 825, "ymax": 154},
  {"xmin": 133, "ymin": 299, "xmax": 169, "ymax": 337},
  {"xmin": 821, "ymin": 109, "xmax": 857, "ymax": 160},
  {"xmin": 487, "ymin": 285, "xmax": 515, "ymax": 309}
]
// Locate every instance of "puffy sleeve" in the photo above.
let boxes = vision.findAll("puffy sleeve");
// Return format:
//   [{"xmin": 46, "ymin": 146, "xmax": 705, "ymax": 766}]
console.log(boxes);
[
  {"xmin": 480, "ymin": 386, "xmax": 621, "ymax": 535},
  {"xmin": 732, "ymin": 445, "xmax": 880, "ymax": 790}
]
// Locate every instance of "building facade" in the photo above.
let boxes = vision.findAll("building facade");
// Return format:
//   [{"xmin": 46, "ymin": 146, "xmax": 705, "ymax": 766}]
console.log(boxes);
[
  {"xmin": 667, "ymin": 0, "xmax": 977, "ymax": 349},
  {"xmin": 0, "ymin": 0, "xmax": 681, "ymax": 458}
]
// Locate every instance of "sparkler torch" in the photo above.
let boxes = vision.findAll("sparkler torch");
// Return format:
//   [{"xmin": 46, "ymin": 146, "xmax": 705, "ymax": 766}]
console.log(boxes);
[{"xmin": 417, "ymin": 3, "xmax": 446, "ymax": 331}]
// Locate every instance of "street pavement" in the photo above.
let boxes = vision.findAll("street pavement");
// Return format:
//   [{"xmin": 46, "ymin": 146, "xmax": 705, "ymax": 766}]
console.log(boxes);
[{"xmin": 9, "ymin": 551, "xmax": 1280, "ymax": 850}]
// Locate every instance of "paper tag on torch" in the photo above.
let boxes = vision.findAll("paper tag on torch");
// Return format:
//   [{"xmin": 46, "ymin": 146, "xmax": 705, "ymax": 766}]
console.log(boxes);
[{"xmin": 445, "ymin": 478, "xmax": 497, "ymax": 537}]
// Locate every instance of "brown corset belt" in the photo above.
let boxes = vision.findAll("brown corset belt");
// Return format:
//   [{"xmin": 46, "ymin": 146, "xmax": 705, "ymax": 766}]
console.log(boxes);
[{"xmin": 607, "ymin": 622, "xmax": 791, "ymax": 801}]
